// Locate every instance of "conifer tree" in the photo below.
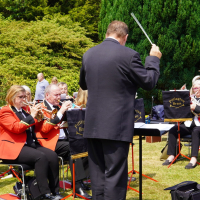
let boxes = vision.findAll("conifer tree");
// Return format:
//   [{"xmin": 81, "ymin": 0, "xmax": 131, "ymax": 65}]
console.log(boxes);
[{"xmin": 99, "ymin": 0, "xmax": 200, "ymax": 112}]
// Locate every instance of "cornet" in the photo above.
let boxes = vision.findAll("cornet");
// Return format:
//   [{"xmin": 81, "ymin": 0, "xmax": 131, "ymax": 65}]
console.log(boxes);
[{"xmin": 23, "ymin": 101, "xmax": 58, "ymax": 121}]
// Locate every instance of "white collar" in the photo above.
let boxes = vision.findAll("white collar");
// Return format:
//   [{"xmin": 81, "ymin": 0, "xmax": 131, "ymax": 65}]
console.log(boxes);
[
  {"xmin": 14, "ymin": 107, "xmax": 22, "ymax": 112},
  {"xmin": 107, "ymin": 36, "xmax": 119, "ymax": 42}
]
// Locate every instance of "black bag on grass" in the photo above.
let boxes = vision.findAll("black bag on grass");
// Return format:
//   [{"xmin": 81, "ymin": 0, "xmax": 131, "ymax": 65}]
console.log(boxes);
[
  {"xmin": 164, "ymin": 181, "xmax": 200, "ymax": 200},
  {"xmin": 13, "ymin": 176, "xmax": 42, "ymax": 200}
]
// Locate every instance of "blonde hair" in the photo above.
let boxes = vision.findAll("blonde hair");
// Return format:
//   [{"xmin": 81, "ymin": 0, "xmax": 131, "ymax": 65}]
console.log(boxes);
[
  {"xmin": 6, "ymin": 85, "xmax": 25, "ymax": 106},
  {"xmin": 51, "ymin": 76, "xmax": 58, "ymax": 84},
  {"xmin": 75, "ymin": 88, "xmax": 88, "ymax": 106}
]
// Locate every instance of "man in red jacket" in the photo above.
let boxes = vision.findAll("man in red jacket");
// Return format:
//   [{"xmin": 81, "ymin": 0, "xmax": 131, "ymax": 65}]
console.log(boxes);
[{"xmin": 36, "ymin": 84, "xmax": 91, "ymax": 199}]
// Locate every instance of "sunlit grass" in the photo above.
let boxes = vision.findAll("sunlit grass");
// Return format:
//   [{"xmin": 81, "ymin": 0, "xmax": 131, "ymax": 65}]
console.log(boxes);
[{"xmin": 0, "ymin": 135, "xmax": 199, "ymax": 200}]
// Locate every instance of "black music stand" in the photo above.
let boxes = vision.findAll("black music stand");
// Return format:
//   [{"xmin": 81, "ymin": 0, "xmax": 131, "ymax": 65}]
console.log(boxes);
[
  {"xmin": 127, "ymin": 99, "xmax": 158, "ymax": 194},
  {"xmin": 162, "ymin": 90, "xmax": 197, "ymax": 168},
  {"xmin": 134, "ymin": 123, "xmax": 174, "ymax": 200},
  {"xmin": 62, "ymin": 108, "xmax": 90, "ymax": 200}
]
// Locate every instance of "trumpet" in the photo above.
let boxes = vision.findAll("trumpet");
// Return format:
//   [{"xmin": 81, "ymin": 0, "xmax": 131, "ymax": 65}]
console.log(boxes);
[{"xmin": 23, "ymin": 101, "xmax": 57, "ymax": 121}]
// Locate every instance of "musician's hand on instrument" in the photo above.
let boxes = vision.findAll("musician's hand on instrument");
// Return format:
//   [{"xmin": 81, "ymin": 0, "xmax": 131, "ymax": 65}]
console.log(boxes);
[
  {"xmin": 30, "ymin": 103, "xmax": 40, "ymax": 118},
  {"xmin": 190, "ymin": 103, "xmax": 196, "ymax": 111},
  {"xmin": 150, "ymin": 44, "xmax": 162, "ymax": 59},
  {"xmin": 59, "ymin": 101, "xmax": 72, "ymax": 114}
]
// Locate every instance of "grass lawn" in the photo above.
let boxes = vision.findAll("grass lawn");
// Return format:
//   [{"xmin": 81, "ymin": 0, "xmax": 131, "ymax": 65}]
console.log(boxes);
[{"xmin": 0, "ymin": 134, "xmax": 200, "ymax": 200}]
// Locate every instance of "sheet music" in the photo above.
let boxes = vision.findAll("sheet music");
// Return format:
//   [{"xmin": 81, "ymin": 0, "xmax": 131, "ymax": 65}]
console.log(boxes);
[
  {"xmin": 134, "ymin": 122, "xmax": 145, "ymax": 128},
  {"xmin": 134, "ymin": 123, "xmax": 174, "ymax": 131}
]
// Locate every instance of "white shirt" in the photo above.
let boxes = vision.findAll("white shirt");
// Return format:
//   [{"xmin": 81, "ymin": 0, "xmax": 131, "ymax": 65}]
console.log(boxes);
[{"xmin": 45, "ymin": 100, "xmax": 67, "ymax": 139}]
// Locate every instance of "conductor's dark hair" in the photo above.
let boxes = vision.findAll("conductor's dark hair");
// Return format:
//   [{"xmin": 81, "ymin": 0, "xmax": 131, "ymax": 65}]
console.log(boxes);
[{"xmin": 106, "ymin": 20, "xmax": 129, "ymax": 38}]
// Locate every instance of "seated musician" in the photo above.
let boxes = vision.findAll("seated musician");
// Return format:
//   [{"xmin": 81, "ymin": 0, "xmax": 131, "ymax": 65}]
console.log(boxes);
[
  {"xmin": 74, "ymin": 88, "xmax": 88, "ymax": 108},
  {"xmin": 163, "ymin": 77, "xmax": 200, "ymax": 169},
  {"xmin": 22, "ymin": 85, "xmax": 32, "ymax": 102},
  {"xmin": 58, "ymin": 82, "xmax": 71, "ymax": 99},
  {"xmin": 36, "ymin": 84, "xmax": 92, "ymax": 199},
  {"xmin": 51, "ymin": 76, "xmax": 58, "ymax": 85},
  {"xmin": 0, "ymin": 85, "xmax": 63, "ymax": 200}
]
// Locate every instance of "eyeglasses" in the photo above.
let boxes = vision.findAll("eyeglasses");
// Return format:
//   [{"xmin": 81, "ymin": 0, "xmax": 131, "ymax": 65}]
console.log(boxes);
[{"xmin": 17, "ymin": 95, "xmax": 27, "ymax": 99}]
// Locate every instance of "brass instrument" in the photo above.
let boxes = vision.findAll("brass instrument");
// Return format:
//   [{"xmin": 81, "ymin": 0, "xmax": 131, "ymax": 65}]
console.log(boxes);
[
  {"xmin": 41, "ymin": 107, "xmax": 58, "ymax": 120},
  {"xmin": 23, "ymin": 101, "xmax": 58, "ymax": 121},
  {"xmin": 190, "ymin": 94, "xmax": 200, "ymax": 117}
]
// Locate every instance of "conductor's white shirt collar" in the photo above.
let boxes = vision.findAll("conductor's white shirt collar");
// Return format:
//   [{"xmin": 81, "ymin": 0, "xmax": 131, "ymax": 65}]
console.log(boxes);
[{"xmin": 107, "ymin": 36, "xmax": 118, "ymax": 42}]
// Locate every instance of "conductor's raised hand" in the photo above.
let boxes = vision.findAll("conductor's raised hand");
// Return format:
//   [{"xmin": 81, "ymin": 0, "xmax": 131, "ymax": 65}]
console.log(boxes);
[
  {"xmin": 59, "ymin": 101, "xmax": 72, "ymax": 114},
  {"xmin": 150, "ymin": 44, "xmax": 162, "ymax": 59}
]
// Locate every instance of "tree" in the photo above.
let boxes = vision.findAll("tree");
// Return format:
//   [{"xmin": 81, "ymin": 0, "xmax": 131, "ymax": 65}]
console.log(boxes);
[
  {"xmin": 0, "ymin": 14, "xmax": 95, "ymax": 106},
  {"xmin": 0, "ymin": 0, "xmax": 48, "ymax": 21},
  {"xmin": 68, "ymin": 0, "xmax": 101, "ymax": 41},
  {"xmin": 99, "ymin": 0, "xmax": 200, "ymax": 113}
]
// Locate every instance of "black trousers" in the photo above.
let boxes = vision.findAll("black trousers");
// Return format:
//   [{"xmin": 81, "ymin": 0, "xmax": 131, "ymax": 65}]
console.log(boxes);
[
  {"xmin": 168, "ymin": 123, "xmax": 200, "ymax": 157},
  {"xmin": 55, "ymin": 140, "xmax": 89, "ymax": 183},
  {"xmin": 87, "ymin": 138, "xmax": 130, "ymax": 200},
  {"xmin": 3, "ymin": 143, "xmax": 59, "ymax": 194}
]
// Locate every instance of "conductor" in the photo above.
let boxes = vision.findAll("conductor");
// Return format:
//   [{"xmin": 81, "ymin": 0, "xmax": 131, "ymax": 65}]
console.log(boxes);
[{"xmin": 79, "ymin": 20, "xmax": 162, "ymax": 200}]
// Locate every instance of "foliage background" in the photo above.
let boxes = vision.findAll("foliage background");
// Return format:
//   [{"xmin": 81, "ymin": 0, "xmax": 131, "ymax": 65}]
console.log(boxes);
[
  {"xmin": 0, "ymin": 14, "xmax": 95, "ymax": 106},
  {"xmin": 99, "ymin": 0, "xmax": 200, "ymax": 113},
  {"xmin": 0, "ymin": 0, "xmax": 101, "ymax": 106},
  {"xmin": 0, "ymin": 0, "xmax": 200, "ymax": 112}
]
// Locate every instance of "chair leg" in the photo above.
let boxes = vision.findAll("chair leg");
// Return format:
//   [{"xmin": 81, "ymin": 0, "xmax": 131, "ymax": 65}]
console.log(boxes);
[
  {"xmin": 58, "ymin": 156, "xmax": 65, "ymax": 191},
  {"xmin": 19, "ymin": 165, "xmax": 27, "ymax": 200}
]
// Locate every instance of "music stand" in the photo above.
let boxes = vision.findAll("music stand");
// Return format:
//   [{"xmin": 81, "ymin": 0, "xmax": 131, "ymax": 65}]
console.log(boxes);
[
  {"xmin": 127, "ymin": 99, "xmax": 158, "ymax": 193},
  {"xmin": 162, "ymin": 90, "xmax": 198, "ymax": 168},
  {"xmin": 62, "ymin": 108, "xmax": 90, "ymax": 200},
  {"xmin": 134, "ymin": 123, "xmax": 174, "ymax": 200}
]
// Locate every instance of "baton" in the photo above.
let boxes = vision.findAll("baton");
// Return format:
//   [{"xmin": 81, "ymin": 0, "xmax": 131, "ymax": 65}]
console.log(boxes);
[{"xmin": 131, "ymin": 12, "xmax": 153, "ymax": 45}]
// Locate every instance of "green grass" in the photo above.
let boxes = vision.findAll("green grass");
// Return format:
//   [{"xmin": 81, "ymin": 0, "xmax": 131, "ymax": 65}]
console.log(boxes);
[{"xmin": 0, "ymin": 135, "xmax": 199, "ymax": 200}]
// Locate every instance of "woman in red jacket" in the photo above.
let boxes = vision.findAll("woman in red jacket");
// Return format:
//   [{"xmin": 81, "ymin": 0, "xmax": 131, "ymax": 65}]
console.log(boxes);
[{"xmin": 0, "ymin": 85, "xmax": 63, "ymax": 200}]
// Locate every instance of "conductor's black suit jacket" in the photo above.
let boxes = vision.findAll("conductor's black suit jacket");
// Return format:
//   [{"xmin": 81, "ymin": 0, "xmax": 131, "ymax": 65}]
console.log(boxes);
[{"xmin": 79, "ymin": 38, "xmax": 160, "ymax": 143}]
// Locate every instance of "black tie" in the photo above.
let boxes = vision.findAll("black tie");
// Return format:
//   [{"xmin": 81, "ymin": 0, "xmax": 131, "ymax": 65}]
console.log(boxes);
[
  {"xmin": 53, "ymin": 105, "xmax": 59, "ymax": 110},
  {"xmin": 17, "ymin": 111, "xmax": 24, "ymax": 120},
  {"xmin": 18, "ymin": 111, "xmax": 34, "ymax": 146}
]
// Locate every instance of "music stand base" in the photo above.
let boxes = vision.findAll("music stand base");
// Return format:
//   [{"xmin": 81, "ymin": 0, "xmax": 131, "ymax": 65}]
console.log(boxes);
[{"xmin": 62, "ymin": 193, "xmax": 90, "ymax": 200}]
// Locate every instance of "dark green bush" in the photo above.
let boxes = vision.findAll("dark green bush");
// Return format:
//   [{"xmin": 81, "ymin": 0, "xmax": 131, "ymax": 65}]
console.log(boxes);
[
  {"xmin": 0, "ymin": 14, "xmax": 95, "ymax": 106},
  {"xmin": 99, "ymin": 0, "xmax": 200, "ymax": 113}
]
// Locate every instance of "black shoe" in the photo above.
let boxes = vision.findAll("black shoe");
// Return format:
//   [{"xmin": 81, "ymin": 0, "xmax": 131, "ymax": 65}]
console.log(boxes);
[
  {"xmin": 128, "ymin": 176, "xmax": 136, "ymax": 182},
  {"xmin": 185, "ymin": 163, "xmax": 197, "ymax": 169},
  {"xmin": 75, "ymin": 187, "xmax": 92, "ymax": 199},
  {"xmin": 162, "ymin": 160, "xmax": 174, "ymax": 166},
  {"xmin": 80, "ymin": 180, "xmax": 91, "ymax": 190}
]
